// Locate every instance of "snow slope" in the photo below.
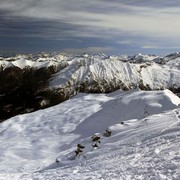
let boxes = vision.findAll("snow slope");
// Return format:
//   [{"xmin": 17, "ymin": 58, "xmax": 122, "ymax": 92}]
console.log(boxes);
[{"xmin": 0, "ymin": 89, "xmax": 180, "ymax": 179}]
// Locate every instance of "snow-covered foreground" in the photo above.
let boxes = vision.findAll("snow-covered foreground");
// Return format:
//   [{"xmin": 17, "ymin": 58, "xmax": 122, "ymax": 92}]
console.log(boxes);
[{"xmin": 0, "ymin": 89, "xmax": 180, "ymax": 179}]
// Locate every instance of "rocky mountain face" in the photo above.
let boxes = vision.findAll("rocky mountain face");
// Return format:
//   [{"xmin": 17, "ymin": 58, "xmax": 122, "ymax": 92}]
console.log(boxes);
[{"xmin": 0, "ymin": 52, "xmax": 180, "ymax": 121}]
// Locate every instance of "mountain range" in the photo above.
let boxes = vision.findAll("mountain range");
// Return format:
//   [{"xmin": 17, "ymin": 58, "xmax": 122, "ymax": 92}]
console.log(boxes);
[{"xmin": 0, "ymin": 52, "xmax": 180, "ymax": 120}]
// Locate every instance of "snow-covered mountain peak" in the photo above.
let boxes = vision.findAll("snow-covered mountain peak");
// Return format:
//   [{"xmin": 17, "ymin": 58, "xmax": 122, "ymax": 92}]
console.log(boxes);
[
  {"xmin": 163, "ymin": 52, "xmax": 180, "ymax": 62},
  {"xmin": 129, "ymin": 53, "xmax": 160, "ymax": 63},
  {"xmin": 50, "ymin": 54, "xmax": 180, "ymax": 94}
]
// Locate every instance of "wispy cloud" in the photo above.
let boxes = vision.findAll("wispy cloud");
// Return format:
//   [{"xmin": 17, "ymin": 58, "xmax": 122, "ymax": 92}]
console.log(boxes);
[
  {"xmin": 1, "ymin": 0, "xmax": 180, "ymax": 54},
  {"xmin": 62, "ymin": 46, "xmax": 113, "ymax": 54},
  {"xmin": 142, "ymin": 45, "xmax": 180, "ymax": 50}
]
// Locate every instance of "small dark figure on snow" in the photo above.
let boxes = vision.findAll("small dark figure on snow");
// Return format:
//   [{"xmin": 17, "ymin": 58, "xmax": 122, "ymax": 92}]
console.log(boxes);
[
  {"xmin": 75, "ymin": 147, "xmax": 83, "ymax": 156},
  {"xmin": 77, "ymin": 143, "xmax": 85, "ymax": 149},
  {"xmin": 92, "ymin": 143, "xmax": 98, "ymax": 148},
  {"xmin": 91, "ymin": 135, "xmax": 101, "ymax": 143},
  {"xmin": 103, "ymin": 129, "xmax": 112, "ymax": 137},
  {"xmin": 91, "ymin": 135, "xmax": 101, "ymax": 150},
  {"xmin": 75, "ymin": 143, "xmax": 85, "ymax": 157}
]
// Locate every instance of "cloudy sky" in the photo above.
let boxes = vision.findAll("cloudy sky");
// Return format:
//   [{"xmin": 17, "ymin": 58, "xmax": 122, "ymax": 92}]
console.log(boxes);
[{"xmin": 1, "ymin": 0, "xmax": 180, "ymax": 55}]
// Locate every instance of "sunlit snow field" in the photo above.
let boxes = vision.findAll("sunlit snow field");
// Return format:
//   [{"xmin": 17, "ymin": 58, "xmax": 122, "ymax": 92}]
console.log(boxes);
[{"xmin": 0, "ymin": 89, "xmax": 180, "ymax": 179}]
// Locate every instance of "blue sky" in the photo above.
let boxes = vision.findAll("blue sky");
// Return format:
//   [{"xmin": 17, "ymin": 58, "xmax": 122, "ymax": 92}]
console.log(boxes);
[{"xmin": 1, "ymin": 0, "xmax": 180, "ymax": 55}]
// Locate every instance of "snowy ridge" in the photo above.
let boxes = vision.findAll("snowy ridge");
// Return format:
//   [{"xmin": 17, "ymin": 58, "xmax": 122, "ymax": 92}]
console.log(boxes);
[
  {"xmin": 0, "ymin": 58, "xmax": 60, "ymax": 70},
  {"xmin": 0, "ymin": 89, "xmax": 180, "ymax": 179},
  {"xmin": 50, "ymin": 57, "xmax": 180, "ymax": 92}
]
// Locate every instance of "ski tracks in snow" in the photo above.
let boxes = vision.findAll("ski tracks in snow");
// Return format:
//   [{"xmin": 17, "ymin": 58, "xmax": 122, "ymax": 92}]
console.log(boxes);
[
  {"xmin": 1, "ymin": 108, "xmax": 180, "ymax": 180},
  {"xmin": 127, "ymin": 108, "xmax": 180, "ymax": 179},
  {"xmin": 24, "ymin": 108, "xmax": 180, "ymax": 180}
]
